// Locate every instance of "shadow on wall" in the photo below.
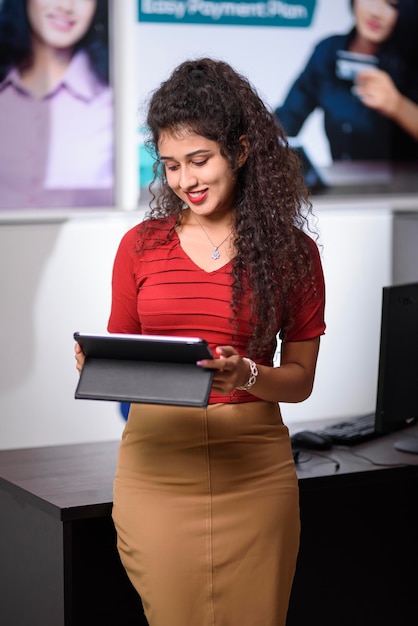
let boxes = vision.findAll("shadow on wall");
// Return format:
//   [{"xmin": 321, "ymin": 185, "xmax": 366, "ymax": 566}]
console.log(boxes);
[{"xmin": 0, "ymin": 221, "xmax": 60, "ymax": 391}]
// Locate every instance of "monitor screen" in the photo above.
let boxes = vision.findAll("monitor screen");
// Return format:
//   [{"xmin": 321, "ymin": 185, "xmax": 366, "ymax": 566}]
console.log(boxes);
[{"xmin": 375, "ymin": 282, "xmax": 418, "ymax": 453}]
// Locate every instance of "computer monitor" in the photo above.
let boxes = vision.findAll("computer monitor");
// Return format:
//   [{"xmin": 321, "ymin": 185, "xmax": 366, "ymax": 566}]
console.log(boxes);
[
  {"xmin": 374, "ymin": 282, "xmax": 418, "ymax": 453},
  {"xmin": 291, "ymin": 145, "xmax": 328, "ymax": 193}
]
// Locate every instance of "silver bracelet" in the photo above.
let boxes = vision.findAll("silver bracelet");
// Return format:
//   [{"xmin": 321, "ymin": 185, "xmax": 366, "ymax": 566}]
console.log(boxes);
[{"xmin": 236, "ymin": 357, "xmax": 259, "ymax": 391}]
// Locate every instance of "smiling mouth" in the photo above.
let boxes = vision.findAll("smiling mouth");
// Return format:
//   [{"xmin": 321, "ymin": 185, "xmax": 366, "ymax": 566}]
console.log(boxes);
[
  {"xmin": 48, "ymin": 14, "xmax": 75, "ymax": 31},
  {"xmin": 366, "ymin": 20, "xmax": 382, "ymax": 32},
  {"xmin": 186, "ymin": 190, "xmax": 208, "ymax": 203}
]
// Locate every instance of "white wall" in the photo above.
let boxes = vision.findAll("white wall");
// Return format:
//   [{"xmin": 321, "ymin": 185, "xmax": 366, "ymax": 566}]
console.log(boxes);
[
  {"xmin": 0, "ymin": 200, "xmax": 398, "ymax": 450},
  {"xmin": 0, "ymin": 213, "xmax": 141, "ymax": 450},
  {"xmin": 280, "ymin": 202, "xmax": 393, "ymax": 424}
]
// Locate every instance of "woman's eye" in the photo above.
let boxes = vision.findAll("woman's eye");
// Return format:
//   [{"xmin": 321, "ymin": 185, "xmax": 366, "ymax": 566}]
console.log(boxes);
[
  {"xmin": 165, "ymin": 164, "xmax": 179, "ymax": 171},
  {"xmin": 193, "ymin": 159, "xmax": 208, "ymax": 167}
]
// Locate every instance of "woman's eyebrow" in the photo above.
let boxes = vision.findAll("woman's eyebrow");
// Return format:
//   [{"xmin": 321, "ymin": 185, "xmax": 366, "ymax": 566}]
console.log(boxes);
[{"xmin": 160, "ymin": 149, "xmax": 211, "ymax": 160}]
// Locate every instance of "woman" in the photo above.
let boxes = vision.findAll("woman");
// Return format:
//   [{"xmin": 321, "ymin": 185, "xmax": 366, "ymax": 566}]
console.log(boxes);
[
  {"xmin": 275, "ymin": 0, "xmax": 418, "ymax": 161},
  {"xmin": 0, "ymin": 0, "xmax": 112, "ymax": 209},
  {"xmin": 75, "ymin": 58, "xmax": 326, "ymax": 626}
]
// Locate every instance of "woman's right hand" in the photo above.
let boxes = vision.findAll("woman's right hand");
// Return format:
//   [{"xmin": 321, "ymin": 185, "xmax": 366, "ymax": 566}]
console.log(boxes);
[
  {"xmin": 74, "ymin": 342, "xmax": 85, "ymax": 374},
  {"xmin": 354, "ymin": 69, "xmax": 399, "ymax": 117},
  {"xmin": 354, "ymin": 68, "xmax": 418, "ymax": 141}
]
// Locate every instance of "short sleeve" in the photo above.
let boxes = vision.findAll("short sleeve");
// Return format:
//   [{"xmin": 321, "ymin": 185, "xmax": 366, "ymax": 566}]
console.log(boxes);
[
  {"xmin": 281, "ymin": 234, "xmax": 326, "ymax": 342},
  {"xmin": 107, "ymin": 226, "xmax": 142, "ymax": 335}
]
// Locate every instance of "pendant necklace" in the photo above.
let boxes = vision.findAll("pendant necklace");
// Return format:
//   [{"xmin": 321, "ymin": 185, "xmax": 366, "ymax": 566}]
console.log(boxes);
[{"xmin": 193, "ymin": 214, "xmax": 233, "ymax": 260}]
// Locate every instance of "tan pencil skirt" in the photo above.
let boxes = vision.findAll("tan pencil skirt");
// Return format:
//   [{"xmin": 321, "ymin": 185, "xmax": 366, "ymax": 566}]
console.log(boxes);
[{"xmin": 112, "ymin": 401, "xmax": 300, "ymax": 626}]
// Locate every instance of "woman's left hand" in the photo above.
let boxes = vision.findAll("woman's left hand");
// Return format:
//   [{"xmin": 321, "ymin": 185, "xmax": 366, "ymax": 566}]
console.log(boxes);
[
  {"xmin": 197, "ymin": 338, "xmax": 321, "ymax": 403},
  {"xmin": 197, "ymin": 346, "xmax": 252, "ymax": 394},
  {"xmin": 74, "ymin": 342, "xmax": 86, "ymax": 375}
]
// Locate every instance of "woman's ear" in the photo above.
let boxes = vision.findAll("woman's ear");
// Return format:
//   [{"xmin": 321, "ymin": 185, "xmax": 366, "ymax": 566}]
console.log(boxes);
[{"xmin": 237, "ymin": 135, "xmax": 249, "ymax": 167}]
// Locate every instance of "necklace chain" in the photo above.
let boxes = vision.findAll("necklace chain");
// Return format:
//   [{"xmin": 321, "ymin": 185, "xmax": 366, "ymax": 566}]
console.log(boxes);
[{"xmin": 193, "ymin": 214, "xmax": 233, "ymax": 260}]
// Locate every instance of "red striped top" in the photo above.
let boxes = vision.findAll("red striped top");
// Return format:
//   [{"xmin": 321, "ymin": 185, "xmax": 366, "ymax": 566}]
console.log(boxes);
[{"xmin": 108, "ymin": 217, "xmax": 326, "ymax": 404}]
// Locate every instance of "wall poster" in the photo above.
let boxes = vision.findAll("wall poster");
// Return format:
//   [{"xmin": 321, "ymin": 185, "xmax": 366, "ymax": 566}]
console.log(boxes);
[
  {"xmin": 137, "ymin": 0, "xmax": 418, "ymax": 194},
  {"xmin": 0, "ymin": 0, "xmax": 114, "ymax": 213}
]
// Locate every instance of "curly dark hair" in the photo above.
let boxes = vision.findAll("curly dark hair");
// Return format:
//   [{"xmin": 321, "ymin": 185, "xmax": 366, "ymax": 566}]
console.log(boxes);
[
  {"xmin": 0, "ymin": 0, "xmax": 109, "ymax": 83},
  {"xmin": 143, "ymin": 57, "xmax": 317, "ymax": 356}
]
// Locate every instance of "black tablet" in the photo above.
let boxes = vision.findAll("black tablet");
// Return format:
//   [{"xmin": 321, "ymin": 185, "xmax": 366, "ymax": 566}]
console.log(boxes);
[
  {"xmin": 74, "ymin": 332, "xmax": 214, "ymax": 363},
  {"xmin": 73, "ymin": 332, "xmax": 214, "ymax": 407}
]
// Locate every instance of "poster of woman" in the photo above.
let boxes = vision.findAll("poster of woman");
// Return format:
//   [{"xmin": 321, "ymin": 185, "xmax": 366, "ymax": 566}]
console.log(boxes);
[
  {"xmin": 0, "ymin": 0, "xmax": 114, "ymax": 211},
  {"xmin": 136, "ymin": 0, "xmax": 418, "ymax": 192},
  {"xmin": 274, "ymin": 0, "xmax": 418, "ymax": 163}
]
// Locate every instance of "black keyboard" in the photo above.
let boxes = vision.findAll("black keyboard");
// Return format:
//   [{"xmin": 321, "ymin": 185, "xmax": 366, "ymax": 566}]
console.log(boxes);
[{"xmin": 315, "ymin": 413, "xmax": 380, "ymax": 446}]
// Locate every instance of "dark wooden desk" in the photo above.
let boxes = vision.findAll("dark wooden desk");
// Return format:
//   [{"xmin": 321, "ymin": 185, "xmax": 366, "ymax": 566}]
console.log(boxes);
[
  {"xmin": 289, "ymin": 427, "xmax": 418, "ymax": 626},
  {"xmin": 1, "ymin": 428, "xmax": 418, "ymax": 626},
  {"xmin": 0, "ymin": 441, "xmax": 144, "ymax": 626}
]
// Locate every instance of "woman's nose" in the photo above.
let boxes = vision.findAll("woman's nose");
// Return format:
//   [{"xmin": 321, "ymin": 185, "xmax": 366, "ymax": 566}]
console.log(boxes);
[
  {"xmin": 368, "ymin": 0, "xmax": 383, "ymax": 17},
  {"xmin": 55, "ymin": 0, "xmax": 74, "ymax": 13},
  {"xmin": 179, "ymin": 167, "xmax": 198, "ymax": 189}
]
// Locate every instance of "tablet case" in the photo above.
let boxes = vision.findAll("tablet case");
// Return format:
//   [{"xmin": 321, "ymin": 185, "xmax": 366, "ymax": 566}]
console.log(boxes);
[{"xmin": 74, "ymin": 333, "xmax": 214, "ymax": 408}]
